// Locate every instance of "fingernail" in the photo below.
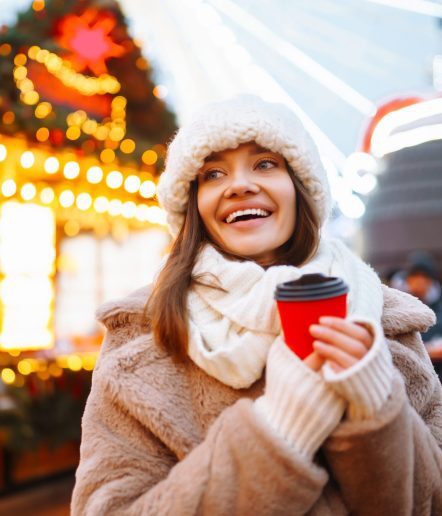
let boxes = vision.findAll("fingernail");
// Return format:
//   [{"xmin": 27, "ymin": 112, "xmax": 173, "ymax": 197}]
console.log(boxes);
[{"xmin": 319, "ymin": 316, "xmax": 333, "ymax": 324}]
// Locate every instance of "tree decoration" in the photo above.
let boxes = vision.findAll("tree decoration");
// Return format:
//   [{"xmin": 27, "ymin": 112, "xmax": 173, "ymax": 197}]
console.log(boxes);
[{"xmin": 56, "ymin": 9, "xmax": 126, "ymax": 75}]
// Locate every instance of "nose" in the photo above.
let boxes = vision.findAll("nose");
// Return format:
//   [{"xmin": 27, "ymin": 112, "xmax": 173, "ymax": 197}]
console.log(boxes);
[{"xmin": 223, "ymin": 169, "xmax": 260, "ymax": 198}]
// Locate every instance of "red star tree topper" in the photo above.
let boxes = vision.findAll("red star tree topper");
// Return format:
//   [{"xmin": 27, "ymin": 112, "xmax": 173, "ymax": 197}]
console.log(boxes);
[{"xmin": 57, "ymin": 8, "xmax": 126, "ymax": 76}]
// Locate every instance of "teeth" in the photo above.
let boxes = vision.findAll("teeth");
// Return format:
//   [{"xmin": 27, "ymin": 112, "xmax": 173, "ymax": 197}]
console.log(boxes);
[{"xmin": 225, "ymin": 208, "xmax": 270, "ymax": 224}]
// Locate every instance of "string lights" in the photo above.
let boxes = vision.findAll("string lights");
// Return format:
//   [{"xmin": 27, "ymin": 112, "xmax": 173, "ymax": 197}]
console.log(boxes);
[
  {"xmin": 0, "ymin": 135, "xmax": 166, "ymax": 232},
  {"xmin": 12, "ymin": 49, "xmax": 128, "ymax": 144}
]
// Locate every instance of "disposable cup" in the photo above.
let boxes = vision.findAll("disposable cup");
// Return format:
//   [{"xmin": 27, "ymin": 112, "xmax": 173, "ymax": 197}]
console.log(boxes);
[{"xmin": 275, "ymin": 273, "xmax": 348, "ymax": 359}]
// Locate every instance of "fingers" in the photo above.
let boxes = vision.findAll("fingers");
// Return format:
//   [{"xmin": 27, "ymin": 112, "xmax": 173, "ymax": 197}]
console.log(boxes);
[
  {"xmin": 309, "ymin": 317, "xmax": 374, "ymax": 372},
  {"xmin": 309, "ymin": 323, "xmax": 368, "ymax": 359},
  {"xmin": 319, "ymin": 317, "xmax": 373, "ymax": 348},
  {"xmin": 313, "ymin": 340, "xmax": 358, "ymax": 369}
]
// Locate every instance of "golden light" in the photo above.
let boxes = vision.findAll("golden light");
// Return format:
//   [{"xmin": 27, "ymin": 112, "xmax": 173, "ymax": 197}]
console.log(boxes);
[
  {"xmin": 35, "ymin": 101, "xmax": 52, "ymax": 119},
  {"xmin": 93, "ymin": 196, "xmax": 109, "ymax": 213},
  {"xmin": 95, "ymin": 126, "xmax": 109, "ymax": 141},
  {"xmin": 108, "ymin": 199, "xmax": 122, "ymax": 216},
  {"xmin": 32, "ymin": 0, "xmax": 45, "ymax": 12},
  {"xmin": 48, "ymin": 363, "xmax": 63, "ymax": 377},
  {"xmin": 109, "ymin": 127, "xmax": 125, "ymax": 142},
  {"xmin": 66, "ymin": 126, "xmax": 81, "ymax": 140},
  {"xmin": 18, "ymin": 360, "xmax": 32, "ymax": 375},
  {"xmin": 106, "ymin": 170, "xmax": 123, "ymax": 189},
  {"xmin": 20, "ymin": 151, "xmax": 35, "ymax": 169},
  {"xmin": 28, "ymin": 46, "xmax": 40, "ymax": 60},
  {"xmin": 14, "ymin": 53, "xmax": 27, "ymax": 66},
  {"xmin": 40, "ymin": 187, "xmax": 55, "ymax": 205},
  {"xmin": 23, "ymin": 91, "xmax": 40, "ymax": 105},
  {"xmin": 76, "ymin": 192, "xmax": 92, "ymax": 211},
  {"xmin": 67, "ymin": 355, "xmax": 82, "ymax": 371},
  {"xmin": 0, "ymin": 203, "xmax": 55, "ymax": 350},
  {"xmin": 135, "ymin": 57, "xmax": 148, "ymax": 70},
  {"xmin": 19, "ymin": 78, "xmax": 34, "ymax": 94},
  {"xmin": 122, "ymin": 201, "xmax": 136, "ymax": 219},
  {"xmin": 141, "ymin": 150, "xmax": 158, "ymax": 165},
  {"xmin": 1, "ymin": 368, "xmax": 15, "ymax": 384},
  {"xmin": 82, "ymin": 119, "xmax": 98, "ymax": 135},
  {"xmin": 124, "ymin": 175, "xmax": 141, "ymax": 193},
  {"xmin": 0, "ymin": 44, "xmax": 12, "ymax": 56},
  {"xmin": 153, "ymin": 85, "xmax": 168, "ymax": 99},
  {"xmin": 86, "ymin": 166, "xmax": 103, "ymax": 184},
  {"xmin": 120, "ymin": 138, "xmax": 135, "ymax": 154},
  {"xmin": 1, "ymin": 180, "xmax": 17, "ymax": 198},
  {"xmin": 100, "ymin": 148, "xmax": 115, "ymax": 164},
  {"xmin": 82, "ymin": 354, "xmax": 96, "ymax": 371},
  {"xmin": 64, "ymin": 220, "xmax": 80, "ymax": 237},
  {"xmin": 20, "ymin": 183, "xmax": 37, "ymax": 201},
  {"xmin": 13, "ymin": 66, "xmax": 27, "ymax": 81},
  {"xmin": 36, "ymin": 127, "xmax": 50, "ymax": 142},
  {"xmin": 112, "ymin": 96, "xmax": 127, "ymax": 109},
  {"xmin": 63, "ymin": 161, "xmax": 80, "ymax": 179},
  {"xmin": 139, "ymin": 180, "xmax": 156, "ymax": 198},
  {"xmin": 59, "ymin": 190, "xmax": 75, "ymax": 208},
  {"xmin": 44, "ymin": 156, "xmax": 60, "ymax": 174},
  {"xmin": 36, "ymin": 48, "xmax": 49, "ymax": 62},
  {"xmin": 0, "ymin": 144, "xmax": 7, "ymax": 161},
  {"xmin": 2, "ymin": 111, "xmax": 15, "ymax": 125}
]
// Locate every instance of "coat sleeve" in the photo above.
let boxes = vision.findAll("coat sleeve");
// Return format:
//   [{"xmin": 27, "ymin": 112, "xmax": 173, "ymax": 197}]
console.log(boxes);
[
  {"xmin": 322, "ymin": 332, "xmax": 442, "ymax": 516},
  {"xmin": 71, "ymin": 334, "xmax": 332, "ymax": 516}
]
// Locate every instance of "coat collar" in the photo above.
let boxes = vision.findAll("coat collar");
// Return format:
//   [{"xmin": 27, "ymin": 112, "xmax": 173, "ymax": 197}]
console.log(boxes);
[{"xmin": 96, "ymin": 284, "xmax": 436, "ymax": 337}]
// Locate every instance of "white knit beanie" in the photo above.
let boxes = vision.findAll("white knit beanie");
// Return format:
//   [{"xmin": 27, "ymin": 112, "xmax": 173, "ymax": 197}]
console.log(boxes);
[{"xmin": 157, "ymin": 95, "xmax": 331, "ymax": 237}]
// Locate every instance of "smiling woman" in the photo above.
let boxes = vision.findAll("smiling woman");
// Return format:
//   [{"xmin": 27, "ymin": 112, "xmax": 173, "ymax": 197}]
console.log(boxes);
[{"xmin": 72, "ymin": 95, "xmax": 442, "ymax": 516}]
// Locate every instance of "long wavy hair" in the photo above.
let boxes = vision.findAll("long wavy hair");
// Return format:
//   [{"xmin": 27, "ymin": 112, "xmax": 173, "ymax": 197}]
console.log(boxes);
[{"xmin": 146, "ymin": 160, "xmax": 320, "ymax": 362}]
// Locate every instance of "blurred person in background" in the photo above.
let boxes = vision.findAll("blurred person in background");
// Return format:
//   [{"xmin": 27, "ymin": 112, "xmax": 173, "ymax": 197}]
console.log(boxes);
[
  {"xmin": 394, "ymin": 252, "xmax": 442, "ymax": 380},
  {"xmin": 71, "ymin": 96, "xmax": 442, "ymax": 515}
]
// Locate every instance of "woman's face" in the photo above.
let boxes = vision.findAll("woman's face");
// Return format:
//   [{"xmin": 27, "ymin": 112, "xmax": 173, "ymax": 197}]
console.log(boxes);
[{"xmin": 197, "ymin": 142, "xmax": 296, "ymax": 264}]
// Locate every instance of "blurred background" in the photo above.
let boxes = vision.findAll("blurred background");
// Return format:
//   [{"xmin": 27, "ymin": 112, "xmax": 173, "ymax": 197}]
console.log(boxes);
[{"xmin": 0, "ymin": 0, "xmax": 441, "ymax": 513}]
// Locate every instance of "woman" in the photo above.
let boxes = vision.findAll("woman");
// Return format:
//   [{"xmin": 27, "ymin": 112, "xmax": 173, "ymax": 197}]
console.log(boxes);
[{"xmin": 71, "ymin": 95, "xmax": 442, "ymax": 515}]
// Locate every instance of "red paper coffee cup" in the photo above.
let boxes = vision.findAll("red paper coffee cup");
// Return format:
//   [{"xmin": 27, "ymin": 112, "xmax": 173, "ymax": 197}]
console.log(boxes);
[{"xmin": 275, "ymin": 274, "xmax": 348, "ymax": 359}]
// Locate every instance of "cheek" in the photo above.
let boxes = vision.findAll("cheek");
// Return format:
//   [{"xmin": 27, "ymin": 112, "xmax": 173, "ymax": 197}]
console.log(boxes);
[
  {"xmin": 197, "ymin": 187, "xmax": 216, "ymax": 228},
  {"xmin": 279, "ymin": 181, "xmax": 297, "ymax": 229}
]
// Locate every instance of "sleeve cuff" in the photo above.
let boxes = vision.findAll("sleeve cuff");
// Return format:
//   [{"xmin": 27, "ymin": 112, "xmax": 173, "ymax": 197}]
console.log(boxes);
[
  {"xmin": 255, "ymin": 338, "xmax": 345, "ymax": 459},
  {"xmin": 322, "ymin": 316, "xmax": 394, "ymax": 421}
]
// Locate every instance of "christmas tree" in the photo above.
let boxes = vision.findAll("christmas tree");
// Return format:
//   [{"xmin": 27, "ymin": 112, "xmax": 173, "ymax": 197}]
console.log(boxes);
[{"xmin": 0, "ymin": 0, "xmax": 176, "ymax": 166}]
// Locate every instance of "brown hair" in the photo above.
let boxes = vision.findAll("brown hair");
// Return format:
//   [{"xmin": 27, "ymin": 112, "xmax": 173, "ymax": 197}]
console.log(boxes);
[{"xmin": 147, "ymin": 163, "xmax": 320, "ymax": 361}]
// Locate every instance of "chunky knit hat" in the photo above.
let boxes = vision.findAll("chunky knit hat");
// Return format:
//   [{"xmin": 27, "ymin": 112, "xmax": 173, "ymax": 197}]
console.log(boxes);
[{"xmin": 157, "ymin": 95, "xmax": 331, "ymax": 236}]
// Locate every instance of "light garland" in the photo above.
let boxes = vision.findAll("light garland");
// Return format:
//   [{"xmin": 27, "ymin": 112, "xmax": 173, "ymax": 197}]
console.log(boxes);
[
  {"xmin": 0, "ymin": 136, "xmax": 166, "ymax": 232},
  {"xmin": 13, "ymin": 51, "xmax": 127, "ymax": 143},
  {"xmin": 0, "ymin": 351, "xmax": 99, "ymax": 387},
  {"xmin": 28, "ymin": 45, "xmax": 121, "ymax": 96}
]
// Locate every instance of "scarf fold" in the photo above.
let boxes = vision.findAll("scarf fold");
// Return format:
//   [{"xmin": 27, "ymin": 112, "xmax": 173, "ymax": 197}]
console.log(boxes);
[{"xmin": 186, "ymin": 239, "xmax": 384, "ymax": 389}]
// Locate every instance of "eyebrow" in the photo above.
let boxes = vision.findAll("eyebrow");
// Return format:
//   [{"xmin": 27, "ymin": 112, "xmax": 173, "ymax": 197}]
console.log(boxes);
[{"xmin": 204, "ymin": 145, "xmax": 271, "ymax": 163}]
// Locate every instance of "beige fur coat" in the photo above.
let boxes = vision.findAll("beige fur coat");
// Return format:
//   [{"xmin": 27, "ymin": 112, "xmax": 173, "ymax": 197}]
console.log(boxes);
[{"xmin": 71, "ymin": 285, "xmax": 442, "ymax": 515}]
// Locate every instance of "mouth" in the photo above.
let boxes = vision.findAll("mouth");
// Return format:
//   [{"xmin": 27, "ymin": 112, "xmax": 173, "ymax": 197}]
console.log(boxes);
[{"xmin": 224, "ymin": 208, "xmax": 272, "ymax": 224}]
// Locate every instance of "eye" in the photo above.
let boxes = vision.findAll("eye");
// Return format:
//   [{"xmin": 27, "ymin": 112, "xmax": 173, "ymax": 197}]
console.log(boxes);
[
  {"xmin": 202, "ymin": 169, "xmax": 224, "ymax": 182},
  {"xmin": 255, "ymin": 158, "xmax": 278, "ymax": 170}
]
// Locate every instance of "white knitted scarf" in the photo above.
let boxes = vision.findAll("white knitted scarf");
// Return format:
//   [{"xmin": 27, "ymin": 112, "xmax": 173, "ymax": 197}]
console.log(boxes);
[{"xmin": 187, "ymin": 239, "xmax": 384, "ymax": 389}]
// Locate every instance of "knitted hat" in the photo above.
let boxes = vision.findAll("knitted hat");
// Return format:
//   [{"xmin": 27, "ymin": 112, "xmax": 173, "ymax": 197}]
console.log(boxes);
[{"xmin": 157, "ymin": 95, "xmax": 331, "ymax": 236}]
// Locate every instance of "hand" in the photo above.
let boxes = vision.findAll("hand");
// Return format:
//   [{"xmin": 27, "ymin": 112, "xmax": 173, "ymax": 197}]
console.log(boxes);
[{"xmin": 309, "ymin": 317, "xmax": 374, "ymax": 373}]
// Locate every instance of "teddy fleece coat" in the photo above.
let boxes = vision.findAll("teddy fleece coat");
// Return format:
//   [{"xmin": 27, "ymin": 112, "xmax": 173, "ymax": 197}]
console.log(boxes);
[{"xmin": 71, "ymin": 285, "xmax": 442, "ymax": 515}]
